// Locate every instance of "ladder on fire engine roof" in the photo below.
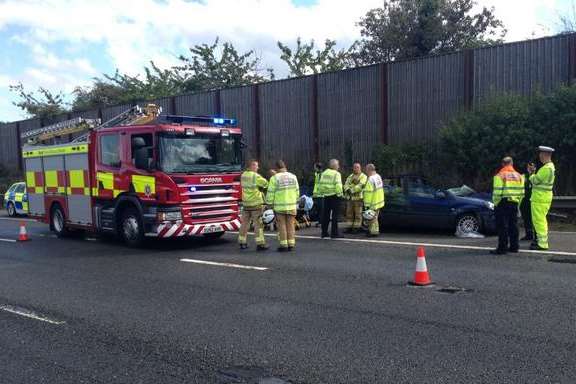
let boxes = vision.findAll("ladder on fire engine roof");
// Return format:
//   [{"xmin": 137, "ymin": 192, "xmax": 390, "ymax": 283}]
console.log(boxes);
[{"xmin": 21, "ymin": 104, "xmax": 162, "ymax": 145}]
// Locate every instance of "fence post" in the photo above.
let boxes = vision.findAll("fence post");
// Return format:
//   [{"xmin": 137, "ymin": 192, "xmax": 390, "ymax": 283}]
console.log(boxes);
[
  {"xmin": 310, "ymin": 75, "xmax": 320, "ymax": 162},
  {"xmin": 379, "ymin": 63, "xmax": 389, "ymax": 145},
  {"xmin": 252, "ymin": 84, "xmax": 261, "ymax": 160},
  {"xmin": 15, "ymin": 122, "xmax": 22, "ymax": 172},
  {"xmin": 464, "ymin": 49, "xmax": 475, "ymax": 110},
  {"xmin": 569, "ymin": 33, "xmax": 576, "ymax": 85}
]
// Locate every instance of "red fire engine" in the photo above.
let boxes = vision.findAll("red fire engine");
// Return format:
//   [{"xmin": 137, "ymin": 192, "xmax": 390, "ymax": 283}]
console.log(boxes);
[{"xmin": 22, "ymin": 105, "xmax": 242, "ymax": 246}]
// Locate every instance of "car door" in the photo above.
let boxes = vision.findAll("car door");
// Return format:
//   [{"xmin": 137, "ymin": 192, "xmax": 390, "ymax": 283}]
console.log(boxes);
[
  {"xmin": 380, "ymin": 177, "xmax": 410, "ymax": 228},
  {"xmin": 14, "ymin": 183, "xmax": 28, "ymax": 214},
  {"xmin": 405, "ymin": 179, "xmax": 453, "ymax": 229}
]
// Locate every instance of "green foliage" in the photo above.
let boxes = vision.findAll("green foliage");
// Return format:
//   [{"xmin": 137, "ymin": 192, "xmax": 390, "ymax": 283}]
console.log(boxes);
[
  {"xmin": 0, "ymin": 164, "xmax": 22, "ymax": 196},
  {"xmin": 9, "ymin": 83, "xmax": 68, "ymax": 120},
  {"xmin": 356, "ymin": 0, "xmax": 506, "ymax": 64},
  {"xmin": 277, "ymin": 38, "xmax": 359, "ymax": 77},
  {"xmin": 440, "ymin": 86, "xmax": 576, "ymax": 194},
  {"xmin": 176, "ymin": 38, "xmax": 273, "ymax": 92}
]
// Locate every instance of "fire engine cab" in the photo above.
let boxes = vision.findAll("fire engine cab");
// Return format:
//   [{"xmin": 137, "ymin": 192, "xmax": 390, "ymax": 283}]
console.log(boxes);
[{"xmin": 22, "ymin": 105, "xmax": 243, "ymax": 246}]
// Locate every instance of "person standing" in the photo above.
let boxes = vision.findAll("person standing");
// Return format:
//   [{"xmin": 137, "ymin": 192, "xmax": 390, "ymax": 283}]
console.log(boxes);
[
  {"xmin": 343, "ymin": 163, "xmax": 367, "ymax": 234},
  {"xmin": 363, "ymin": 164, "xmax": 385, "ymax": 237},
  {"xmin": 520, "ymin": 162, "xmax": 535, "ymax": 241},
  {"xmin": 490, "ymin": 157, "xmax": 525, "ymax": 255},
  {"xmin": 238, "ymin": 160, "xmax": 269, "ymax": 251},
  {"xmin": 311, "ymin": 162, "xmax": 324, "ymax": 226},
  {"xmin": 266, "ymin": 160, "xmax": 300, "ymax": 252},
  {"xmin": 529, "ymin": 146, "xmax": 556, "ymax": 250},
  {"xmin": 318, "ymin": 159, "xmax": 343, "ymax": 239}
]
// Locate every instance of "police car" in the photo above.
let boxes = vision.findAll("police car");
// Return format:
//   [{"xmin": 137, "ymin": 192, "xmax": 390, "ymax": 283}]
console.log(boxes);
[{"xmin": 3, "ymin": 182, "xmax": 28, "ymax": 217}]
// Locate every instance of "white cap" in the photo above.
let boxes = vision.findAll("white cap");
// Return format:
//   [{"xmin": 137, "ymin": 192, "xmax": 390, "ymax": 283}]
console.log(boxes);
[{"xmin": 538, "ymin": 146, "xmax": 555, "ymax": 153}]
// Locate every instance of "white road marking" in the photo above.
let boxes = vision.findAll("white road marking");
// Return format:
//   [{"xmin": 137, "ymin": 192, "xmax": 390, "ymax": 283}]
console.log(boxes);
[
  {"xmin": 0, "ymin": 217, "xmax": 36, "ymax": 222},
  {"xmin": 180, "ymin": 258, "xmax": 269, "ymax": 271},
  {"xmin": 228, "ymin": 231, "xmax": 576, "ymax": 257},
  {"xmin": 0, "ymin": 304, "xmax": 65, "ymax": 325},
  {"xmin": 0, "ymin": 238, "xmax": 17, "ymax": 243},
  {"xmin": 38, "ymin": 233, "xmax": 57, "ymax": 238}
]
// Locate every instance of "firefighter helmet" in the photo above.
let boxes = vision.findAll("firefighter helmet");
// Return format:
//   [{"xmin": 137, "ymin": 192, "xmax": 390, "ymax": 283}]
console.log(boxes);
[
  {"xmin": 362, "ymin": 209, "xmax": 377, "ymax": 221},
  {"xmin": 262, "ymin": 209, "xmax": 276, "ymax": 225}
]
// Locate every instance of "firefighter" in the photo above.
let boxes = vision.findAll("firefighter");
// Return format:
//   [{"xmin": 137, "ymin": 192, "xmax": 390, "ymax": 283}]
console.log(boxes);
[
  {"xmin": 343, "ymin": 163, "xmax": 368, "ymax": 234},
  {"xmin": 520, "ymin": 162, "xmax": 535, "ymax": 241},
  {"xmin": 363, "ymin": 164, "xmax": 385, "ymax": 237},
  {"xmin": 238, "ymin": 159, "xmax": 269, "ymax": 251},
  {"xmin": 490, "ymin": 157, "xmax": 525, "ymax": 255},
  {"xmin": 266, "ymin": 160, "xmax": 300, "ymax": 252},
  {"xmin": 318, "ymin": 159, "xmax": 343, "ymax": 238},
  {"xmin": 529, "ymin": 146, "xmax": 556, "ymax": 250},
  {"xmin": 311, "ymin": 162, "xmax": 324, "ymax": 226}
]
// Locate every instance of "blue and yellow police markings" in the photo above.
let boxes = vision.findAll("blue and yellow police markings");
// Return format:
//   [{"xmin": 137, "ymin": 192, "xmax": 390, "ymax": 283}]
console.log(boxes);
[{"xmin": 3, "ymin": 182, "xmax": 28, "ymax": 217}]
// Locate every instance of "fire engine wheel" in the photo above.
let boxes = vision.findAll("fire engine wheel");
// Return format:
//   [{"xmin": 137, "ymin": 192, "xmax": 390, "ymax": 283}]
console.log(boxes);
[
  {"xmin": 51, "ymin": 205, "xmax": 69, "ymax": 238},
  {"xmin": 7, "ymin": 202, "xmax": 16, "ymax": 217},
  {"xmin": 120, "ymin": 208, "xmax": 144, "ymax": 247}
]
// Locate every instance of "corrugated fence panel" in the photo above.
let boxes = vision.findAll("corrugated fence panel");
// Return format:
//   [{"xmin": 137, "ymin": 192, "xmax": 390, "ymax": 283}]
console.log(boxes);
[
  {"xmin": 0, "ymin": 122, "xmax": 19, "ymax": 168},
  {"xmin": 221, "ymin": 86, "xmax": 256, "ymax": 161},
  {"xmin": 474, "ymin": 35, "xmax": 571, "ymax": 102},
  {"xmin": 388, "ymin": 52, "xmax": 465, "ymax": 144},
  {"xmin": 19, "ymin": 118, "xmax": 41, "ymax": 134},
  {"xmin": 259, "ymin": 78, "xmax": 313, "ymax": 172},
  {"xmin": 101, "ymin": 103, "xmax": 133, "ymax": 123},
  {"xmin": 150, "ymin": 97, "xmax": 173, "ymax": 115},
  {"xmin": 174, "ymin": 91, "xmax": 217, "ymax": 116},
  {"xmin": 318, "ymin": 65, "xmax": 382, "ymax": 165},
  {"xmin": 70, "ymin": 109, "xmax": 100, "ymax": 120}
]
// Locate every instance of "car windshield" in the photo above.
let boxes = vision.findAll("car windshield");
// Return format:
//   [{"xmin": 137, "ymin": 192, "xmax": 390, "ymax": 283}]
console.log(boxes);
[
  {"xmin": 158, "ymin": 133, "xmax": 242, "ymax": 174},
  {"xmin": 447, "ymin": 185, "xmax": 477, "ymax": 197}
]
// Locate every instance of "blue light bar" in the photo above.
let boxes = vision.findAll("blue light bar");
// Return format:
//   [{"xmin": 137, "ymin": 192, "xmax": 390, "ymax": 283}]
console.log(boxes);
[{"xmin": 161, "ymin": 115, "xmax": 237, "ymax": 127}]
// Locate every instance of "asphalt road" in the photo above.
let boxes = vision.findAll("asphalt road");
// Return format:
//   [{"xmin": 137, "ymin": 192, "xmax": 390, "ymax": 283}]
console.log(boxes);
[{"xmin": 0, "ymin": 215, "xmax": 575, "ymax": 383}]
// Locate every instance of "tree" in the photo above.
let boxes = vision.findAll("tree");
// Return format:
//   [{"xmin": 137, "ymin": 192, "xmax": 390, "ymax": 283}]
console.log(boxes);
[
  {"xmin": 72, "ymin": 62, "xmax": 184, "ymax": 111},
  {"xmin": 277, "ymin": 38, "xmax": 358, "ymax": 77},
  {"xmin": 356, "ymin": 0, "xmax": 506, "ymax": 64},
  {"xmin": 558, "ymin": 0, "xmax": 576, "ymax": 32},
  {"xmin": 9, "ymin": 83, "xmax": 68, "ymax": 120},
  {"xmin": 176, "ymin": 38, "xmax": 273, "ymax": 92}
]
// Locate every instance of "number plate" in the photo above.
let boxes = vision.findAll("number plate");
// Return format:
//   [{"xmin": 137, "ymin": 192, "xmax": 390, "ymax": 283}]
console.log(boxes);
[{"xmin": 202, "ymin": 225, "xmax": 222, "ymax": 234}]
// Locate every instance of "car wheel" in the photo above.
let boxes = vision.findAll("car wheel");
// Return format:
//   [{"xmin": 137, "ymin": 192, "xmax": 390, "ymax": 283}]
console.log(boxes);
[
  {"xmin": 7, "ymin": 202, "xmax": 16, "ymax": 217},
  {"xmin": 51, "ymin": 205, "xmax": 69, "ymax": 238},
  {"xmin": 456, "ymin": 213, "xmax": 480, "ymax": 234},
  {"xmin": 120, "ymin": 208, "xmax": 144, "ymax": 247}
]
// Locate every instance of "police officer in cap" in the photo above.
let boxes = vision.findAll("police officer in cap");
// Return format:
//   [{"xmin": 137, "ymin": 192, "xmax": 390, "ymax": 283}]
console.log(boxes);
[{"xmin": 528, "ymin": 146, "xmax": 556, "ymax": 250}]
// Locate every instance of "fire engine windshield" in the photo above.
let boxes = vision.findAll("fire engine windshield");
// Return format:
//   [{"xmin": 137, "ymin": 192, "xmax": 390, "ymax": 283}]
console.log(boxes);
[{"xmin": 158, "ymin": 133, "xmax": 242, "ymax": 173}]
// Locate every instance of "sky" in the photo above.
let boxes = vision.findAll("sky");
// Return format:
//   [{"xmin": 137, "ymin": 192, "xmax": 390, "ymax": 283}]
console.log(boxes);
[{"xmin": 0, "ymin": 0, "xmax": 572, "ymax": 122}]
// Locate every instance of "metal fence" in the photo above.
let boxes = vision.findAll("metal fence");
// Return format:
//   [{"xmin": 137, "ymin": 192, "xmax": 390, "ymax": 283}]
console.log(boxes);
[{"xmin": 2, "ymin": 33, "xmax": 575, "ymax": 174}]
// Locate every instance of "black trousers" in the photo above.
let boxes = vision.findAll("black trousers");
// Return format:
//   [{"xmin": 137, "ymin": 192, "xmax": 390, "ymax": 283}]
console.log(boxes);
[
  {"xmin": 321, "ymin": 195, "xmax": 341, "ymax": 237},
  {"xmin": 495, "ymin": 201, "xmax": 519, "ymax": 252},
  {"xmin": 519, "ymin": 199, "xmax": 533, "ymax": 238}
]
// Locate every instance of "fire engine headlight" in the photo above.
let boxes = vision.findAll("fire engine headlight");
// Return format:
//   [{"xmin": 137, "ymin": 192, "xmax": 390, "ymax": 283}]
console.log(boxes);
[{"xmin": 157, "ymin": 211, "xmax": 182, "ymax": 222}]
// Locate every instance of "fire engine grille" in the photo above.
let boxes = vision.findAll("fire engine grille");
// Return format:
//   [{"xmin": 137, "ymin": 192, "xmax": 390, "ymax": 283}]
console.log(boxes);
[{"xmin": 179, "ymin": 183, "xmax": 239, "ymax": 223}]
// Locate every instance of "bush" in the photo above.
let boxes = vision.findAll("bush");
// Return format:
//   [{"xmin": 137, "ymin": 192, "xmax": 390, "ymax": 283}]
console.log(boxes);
[{"xmin": 440, "ymin": 86, "xmax": 576, "ymax": 195}]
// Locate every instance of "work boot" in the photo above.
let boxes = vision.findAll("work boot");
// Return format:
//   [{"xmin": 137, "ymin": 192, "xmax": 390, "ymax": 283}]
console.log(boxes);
[
  {"xmin": 288, "ymin": 246, "xmax": 295, "ymax": 252},
  {"xmin": 257, "ymin": 244, "xmax": 269, "ymax": 251},
  {"xmin": 277, "ymin": 247, "xmax": 289, "ymax": 252},
  {"xmin": 530, "ymin": 244, "xmax": 548, "ymax": 251},
  {"xmin": 521, "ymin": 235, "xmax": 533, "ymax": 241},
  {"xmin": 239, "ymin": 244, "xmax": 248, "ymax": 250},
  {"xmin": 321, "ymin": 233, "xmax": 329, "ymax": 239},
  {"xmin": 367, "ymin": 233, "xmax": 378, "ymax": 238},
  {"xmin": 489, "ymin": 249, "xmax": 507, "ymax": 255},
  {"xmin": 508, "ymin": 248, "xmax": 519, "ymax": 253}
]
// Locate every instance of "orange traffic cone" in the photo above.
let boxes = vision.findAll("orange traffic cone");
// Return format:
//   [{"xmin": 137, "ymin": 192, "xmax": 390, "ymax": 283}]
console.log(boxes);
[
  {"xmin": 18, "ymin": 222, "xmax": 29, "ymax": 242},
  {"xmin": 411, "ymin": 246, "xmax": 432, "ymax": 286}
]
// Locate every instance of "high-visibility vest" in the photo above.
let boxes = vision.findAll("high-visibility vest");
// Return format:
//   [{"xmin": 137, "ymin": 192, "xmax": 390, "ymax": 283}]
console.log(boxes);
[
  {"xmin": 313, "ymin": 172, "xmax": 321, "ymax": 198},
  {"xmin": 265, "ymin": 170, "xmax": 300, "ymax": 213},
  {"xmin": 317, "ymin": 169, "xmax": 343, "ymax": 197},
  {"xmin": 241, "ymin": 170, "xmax": 268, "ymax": 208},
  {"xmin": 344, "ymin": 172, "xmax": 368, "ymax": 201},
  {"xmin": 492, "ymin": 165, "xmax": 525, "ymax": 205},
  {"xmin": 364, "ymin": 174, "xmax": 385, "ymax": 210},
  {"xmin": 530, "ymin": 162, "xmax": 555, "ymax": 204}
]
